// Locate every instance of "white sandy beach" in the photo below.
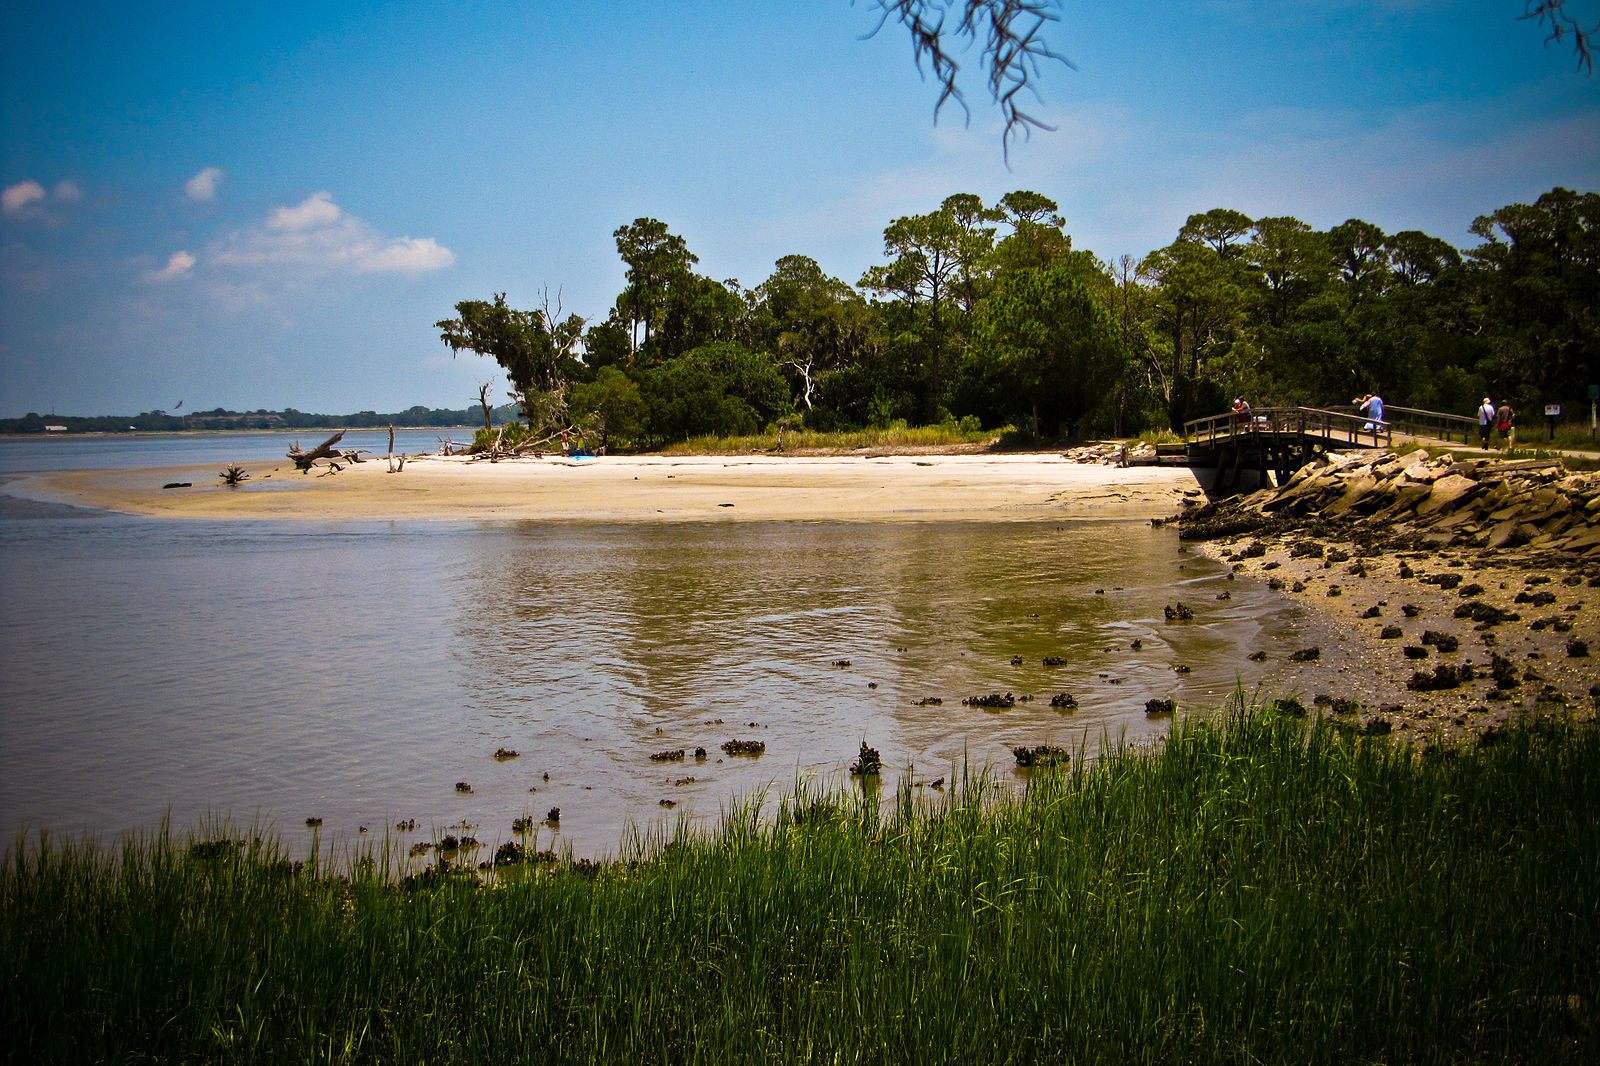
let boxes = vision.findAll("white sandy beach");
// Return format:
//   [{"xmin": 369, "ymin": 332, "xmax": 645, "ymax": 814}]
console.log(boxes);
[{"xmin": 16, "ymin": 452, "xmax": 1206, "ymax": 523}]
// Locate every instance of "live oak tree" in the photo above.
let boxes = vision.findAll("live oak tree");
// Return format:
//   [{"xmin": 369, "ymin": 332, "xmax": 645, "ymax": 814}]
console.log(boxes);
[
  {"xmin": 1138, "ymin": 236, "xmax": 1248, "ymax": 424},
  {"xmin": 638, "ymin": 342, "xmax": 791, "ymax": 444},
  {"xmin": 569, "ymin": 366, "xmax": 646, "ymax": 451},
  {"xmin": 435, "ymin": 292, "xmax": 585, "ymax": 431}
]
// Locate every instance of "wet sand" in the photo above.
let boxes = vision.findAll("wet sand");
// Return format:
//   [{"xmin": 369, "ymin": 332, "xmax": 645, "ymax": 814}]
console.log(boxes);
[{"xmin": 13, "ymin": 452, "xmax": 1205, "ymax": 523}]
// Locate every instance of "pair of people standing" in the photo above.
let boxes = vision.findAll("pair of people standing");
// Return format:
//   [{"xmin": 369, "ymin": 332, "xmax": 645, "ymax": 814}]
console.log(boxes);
[
  {"xmin": 1479, "ymin": 397, "xmax": 1515, "ymax": 449},
  {"xmin": 1356, "ymin": 392, "xmax": 1384, "ymax": 432}
]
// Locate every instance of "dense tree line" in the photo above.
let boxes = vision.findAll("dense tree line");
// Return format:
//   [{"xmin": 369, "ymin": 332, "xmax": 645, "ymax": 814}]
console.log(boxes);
[{"xmin": 438, "ymin": 186, "xmax": 1597, "ymax": 449}]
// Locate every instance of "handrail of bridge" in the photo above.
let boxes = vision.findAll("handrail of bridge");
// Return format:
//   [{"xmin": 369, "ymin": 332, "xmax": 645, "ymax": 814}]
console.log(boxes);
[
  {"xmin": 1181, "ymin": 406, "xmax": 1392, "ymax": 449},
  {"xmin": 1327, "ymin": 404, "xmax": 1478, "ymax": 444}
]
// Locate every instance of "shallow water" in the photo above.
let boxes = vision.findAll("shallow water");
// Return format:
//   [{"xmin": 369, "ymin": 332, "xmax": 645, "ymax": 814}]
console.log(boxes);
[
  {"xmin": 0, "ymin": 498, "xmax": 1312, "ymax": 860},
  {"xmin": 0, "ymin": 432, "xmax": 1321, "ymax": 860},
  {"xmin": 0, "ymin": 428, "xmax": 459, "ymax": 475}
]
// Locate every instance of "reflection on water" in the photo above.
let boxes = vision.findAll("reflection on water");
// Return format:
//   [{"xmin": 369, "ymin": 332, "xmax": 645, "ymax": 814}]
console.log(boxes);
[{"xmin": 1, "ymin": 512, "xmax": 1300, "ymax": 860}]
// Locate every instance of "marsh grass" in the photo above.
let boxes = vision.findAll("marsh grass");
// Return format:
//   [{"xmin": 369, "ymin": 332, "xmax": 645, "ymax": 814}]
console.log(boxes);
[
  {"xmin": 656, "ymin": 423, "xmax": 1006, "ymax": 455},
  {"xmin": 4, "ymin": 709, "xmax": 1597, "ymax": 1063}
]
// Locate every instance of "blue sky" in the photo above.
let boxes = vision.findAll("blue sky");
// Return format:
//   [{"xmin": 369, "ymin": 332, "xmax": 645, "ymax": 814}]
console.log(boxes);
[{"xmin": 2, "ymin": 1, "xmax": 1596, "ymax": 418}]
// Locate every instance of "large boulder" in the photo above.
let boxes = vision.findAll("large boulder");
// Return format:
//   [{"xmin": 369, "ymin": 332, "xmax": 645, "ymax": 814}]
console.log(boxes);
[
  {"xmin": 1316, "ymin": 474, "xmax": 1376, "ymax": 515},
  {"xmin": 1415, "ymin": 473, "xmax": 1481, "ymax": 518},
  {"xmin": 1373, "ymin": 480, "xmax": 1434, "ymax": 519}
]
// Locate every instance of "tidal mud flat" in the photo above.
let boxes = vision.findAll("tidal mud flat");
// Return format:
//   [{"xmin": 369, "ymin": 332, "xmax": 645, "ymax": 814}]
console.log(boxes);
[{"xmin": 1178, "ymin": 449, "xmax": 1600, "ymax": 741}]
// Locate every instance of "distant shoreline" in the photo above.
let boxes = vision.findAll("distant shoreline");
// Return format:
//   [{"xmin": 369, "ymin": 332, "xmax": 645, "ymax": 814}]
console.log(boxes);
[{"xmin": 0, "ymin": 425, "xmax": 481, "ymax": 440}]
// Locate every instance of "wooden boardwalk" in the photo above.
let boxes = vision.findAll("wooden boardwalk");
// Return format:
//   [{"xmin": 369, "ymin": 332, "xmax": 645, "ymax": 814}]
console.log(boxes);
[{"xmin": 1182, "ymin": 404, "xmax": 1479, "ymax": 492}]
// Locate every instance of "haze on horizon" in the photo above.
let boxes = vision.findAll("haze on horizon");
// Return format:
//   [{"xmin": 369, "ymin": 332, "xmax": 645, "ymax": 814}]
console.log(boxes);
[{"xmin": 2, "ymin": 1, "xmax": 1596, "ymax": 420}]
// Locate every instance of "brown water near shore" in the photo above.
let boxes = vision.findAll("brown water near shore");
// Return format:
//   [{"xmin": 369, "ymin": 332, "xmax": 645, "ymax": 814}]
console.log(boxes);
[{"xmin": 0, "ymin": 509, "xmax": 1320, "ymax": 861}]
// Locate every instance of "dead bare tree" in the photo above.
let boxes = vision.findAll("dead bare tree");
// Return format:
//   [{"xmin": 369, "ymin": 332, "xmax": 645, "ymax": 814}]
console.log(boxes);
[
  {"xmin": 476, "ymin": 383, "xmax": 494, "ymax": 431},
  {"xmin": 386, "ymin": 425, "xmax": 407, "ymax": 473}
]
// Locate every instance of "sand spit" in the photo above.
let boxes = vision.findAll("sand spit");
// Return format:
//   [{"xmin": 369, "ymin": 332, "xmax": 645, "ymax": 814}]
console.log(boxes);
[{"xmin": 16, "ymin": 451, "xmax": 1205, "ymax": 524}]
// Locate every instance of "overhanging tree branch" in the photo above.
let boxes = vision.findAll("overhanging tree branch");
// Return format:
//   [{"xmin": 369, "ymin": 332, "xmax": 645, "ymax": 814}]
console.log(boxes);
[
  {"xmin": 1522, "ymin": 1, "xmax": 1597, "ymax": 74},
  {"xmin": 863, "ymin": 0, "xmax": 1074, "ymax": 159},
  {"xmin": 865, "ymin": 2, "xmax": 1592, "ymax": 160}
]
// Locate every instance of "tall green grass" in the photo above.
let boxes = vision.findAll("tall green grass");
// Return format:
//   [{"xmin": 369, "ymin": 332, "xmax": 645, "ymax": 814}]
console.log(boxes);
[
  {"xmin": 5, "ymin": 709, "xmax": 1597, "ymax": 1063},
  {"xmin": 656, "ymin": 422, "xmax": 1007, "ymax": 455}
]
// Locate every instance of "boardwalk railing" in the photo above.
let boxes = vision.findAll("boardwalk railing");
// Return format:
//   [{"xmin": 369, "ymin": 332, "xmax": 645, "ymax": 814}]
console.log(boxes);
[
  {"xmin": 1329, "ymin": 404, "xmax": 1479, "ymax": 444},
  {"xmin": 1183, "ymin": 406, "xmax": 1392, "ymax": 449}
]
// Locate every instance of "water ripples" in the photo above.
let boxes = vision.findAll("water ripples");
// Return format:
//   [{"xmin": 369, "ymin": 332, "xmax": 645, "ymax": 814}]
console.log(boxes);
[{"xmin": 1, "ymin": 513, "xmax": 1308, "ymax": 859}]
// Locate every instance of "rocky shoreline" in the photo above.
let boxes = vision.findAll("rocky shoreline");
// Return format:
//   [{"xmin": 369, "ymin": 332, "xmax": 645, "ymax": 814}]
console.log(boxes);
[{"xmin": 1176, "ymin": 449, "xmax": 1600, "ymax": 742}]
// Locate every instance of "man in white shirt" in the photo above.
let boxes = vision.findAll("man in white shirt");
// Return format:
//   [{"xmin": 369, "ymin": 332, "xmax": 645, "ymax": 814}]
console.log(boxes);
[{"xmin": 1477, "ymin": 397, "xmax": 1496, "ymax": 449}]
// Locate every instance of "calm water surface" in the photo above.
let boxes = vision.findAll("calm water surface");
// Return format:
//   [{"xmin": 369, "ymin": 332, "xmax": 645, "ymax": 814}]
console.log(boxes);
[
  {"xmin": 0, "ymin": 428, "xmax": 458, "ymax": 474},
  {"xmin": 1, "ymin": 435, "xmax": 1312, "ymax": 860}
]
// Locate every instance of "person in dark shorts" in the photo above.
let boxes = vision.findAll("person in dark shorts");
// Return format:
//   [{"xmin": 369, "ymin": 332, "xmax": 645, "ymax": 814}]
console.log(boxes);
[{"xmin": 1477, "ymin": 397, "xmax": 1496, "ymax": 448}]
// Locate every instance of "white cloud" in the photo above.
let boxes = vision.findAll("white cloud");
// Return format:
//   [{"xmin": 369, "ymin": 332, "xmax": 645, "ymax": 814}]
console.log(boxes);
[
  {"xmin": 184, "ymin": 167, "xmax": 224, "ymax": 202},
  {"xmin": 3, "ymin": 178, "xmax": 84, "ymax": 221},
  {"xmin": 266, "ymin": 190, "xmax": 342, "ymax": 232},
  {"xmin": 356, "ymin": 236, "xmax": 456, "ymax": 273},
  {"xmin": 2, "ymin": 180, "xmax": 47, "ymax": 216},
  {"xmin": 145, "ymin": 250, "xmax": 196, "ymax": 283},
  {"xmin": 213, "ymin": 191, "xmax": 455, "ymax": 276}
]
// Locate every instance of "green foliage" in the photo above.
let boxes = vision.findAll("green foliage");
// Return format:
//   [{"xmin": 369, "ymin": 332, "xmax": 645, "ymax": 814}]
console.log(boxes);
[
  {"xmin": 435, "ymin": 293, "xmax": 585, "ymax": 424},
  {"xmin": 965, "ymin": 256, "xmax": 1125, "ymax": 437},
  {"xmin": 1466, "ymin": 187, "xmax": 1600, "ymax": 410},
  {"xmin": 638, "ymin": 343, "xmax": 791, "ymax": 444},
  {"xmin": 6, "ymin": 712, "xmax": 1596, "ymax": 1063},
  {"xmin": 569, "ymin": 367, "xmax": 646, "ymax": 450},
  {"xmin": 470, "ymin": 422, "xmax": 538, "ymax": 452},
  {"xmin": 421, "ymin": 185, "xmax": 1595, "ymax": 447},
  {"xmin": 657, "ymin": 421, "xmax": 1002, "ymax": 455},
  {"xmin": 613, "ymin": 217, "xmax": 699, "ymax": 359}
]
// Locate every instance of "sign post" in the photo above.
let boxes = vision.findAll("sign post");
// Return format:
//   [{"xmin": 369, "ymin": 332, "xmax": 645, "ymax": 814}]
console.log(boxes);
[{"xmin": 1544, "ymin": 403, "xmax": 1562, "ymax": 442}]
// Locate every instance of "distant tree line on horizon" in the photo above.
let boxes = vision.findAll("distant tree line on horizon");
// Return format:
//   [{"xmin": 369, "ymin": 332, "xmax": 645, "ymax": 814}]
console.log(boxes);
[
  {"xmin": 436, "ymin": 185, "xmax": 1598, "ymax": 450},
  {"xmin": 0, "ymin": 404, "xmax": 519, "ymax": 436}
]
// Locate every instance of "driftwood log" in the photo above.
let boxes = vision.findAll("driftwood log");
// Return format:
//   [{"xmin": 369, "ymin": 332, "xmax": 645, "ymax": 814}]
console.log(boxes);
[
  {"xmin": 470, "ymin": 425, "xmax": 581, "ymax": 462},
  {"xmin": 288, "ymin": 431, "xmax": 367, "ymax": 472}
]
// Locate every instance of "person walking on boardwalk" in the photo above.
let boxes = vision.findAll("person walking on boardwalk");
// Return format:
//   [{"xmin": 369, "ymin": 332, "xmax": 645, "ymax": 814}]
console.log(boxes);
[
  {"xmin": 1357, "ymin": 392, "xmax": 1384, "ymax": 432},
  {"xmin": 1495, "ymin": 400, "xmax": 1516, "ymax": 450},
  {"xmin": 1477, "ymin": 397, "xmax": 1497, "ymax": 449}
]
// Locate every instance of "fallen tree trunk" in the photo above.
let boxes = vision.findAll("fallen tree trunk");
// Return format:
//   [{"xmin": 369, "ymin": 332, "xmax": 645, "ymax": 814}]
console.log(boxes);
[{"xmin": 288, "ymin": 430, "xmax": 346, "ymax": 472}]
